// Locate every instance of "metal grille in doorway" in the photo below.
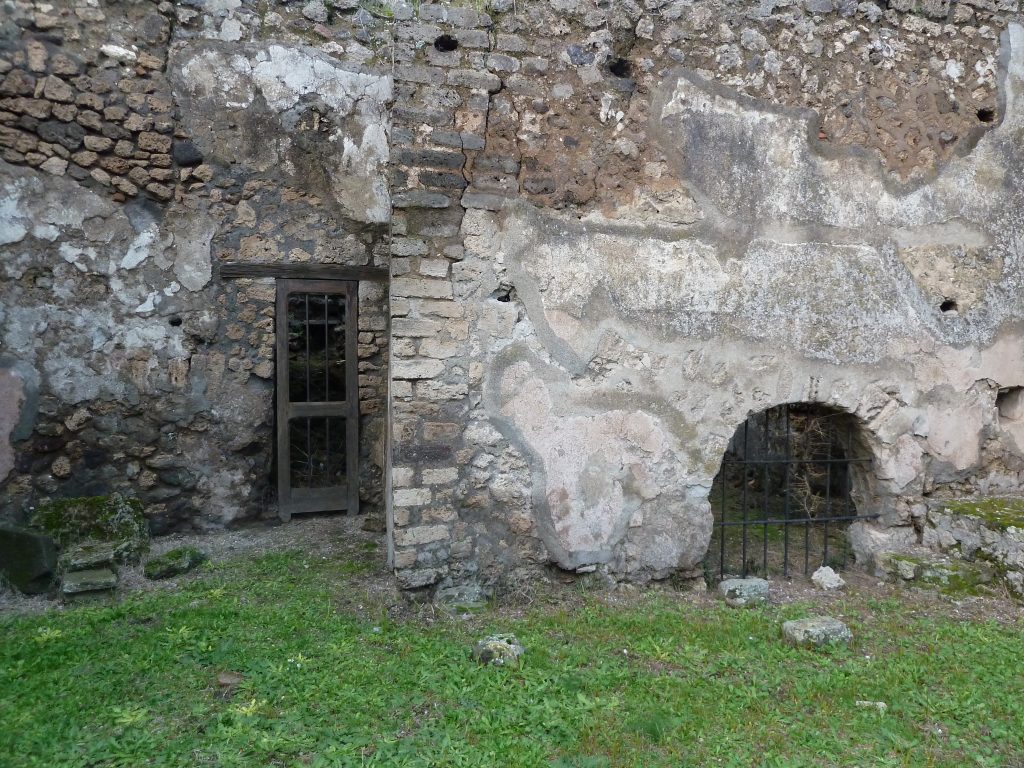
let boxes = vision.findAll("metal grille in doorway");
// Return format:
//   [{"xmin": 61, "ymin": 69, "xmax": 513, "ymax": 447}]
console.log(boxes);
[
  {"xmin": 275, "ymin": 279, "xmax": 359, "ymax": 520},
  {"xmin": 705, "ymin": 403, "xmax": 875, "ymax": 582}
]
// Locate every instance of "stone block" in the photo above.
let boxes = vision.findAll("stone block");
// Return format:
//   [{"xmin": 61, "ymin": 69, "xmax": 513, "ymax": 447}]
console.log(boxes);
[
  {"xmin": 393, "ymin": 190, "xmax": 453, "ymax": 209},
  {"xmin": 144, "ymin": 546, "xmax": 207, "ymax": 580},
  {"xmin": 395, "ymin": 65, "xmax": 446, "ymax": 85},
  {"xmin": 396, "ymin": 148, "xmax": 466, "ymax": 170},
  {"xmin": 394, "ymin": 488, "xmax": 432, "ymax": 507},
  {"xmin": 392, "ymin": 277, "xmax": 454, "ymax": 299},
  {"xmin": 394, "ymin": 524, "xmax": 450, "ymax": 546},
  {"xmin": 811, "ymin": 566, "xmax": 846, "ymax": 591},
  {"xmin": 472, "ymin": 634, "xmax": 524, "ymax": 667},
  {"xmin": 0, "ymin": 523, "xmax": 57, "ymax": 594},
  {"xmin": 61, "ymin": 567, "xmax": 118, "ymax": 596},
  {"xmin": 718, "ymin": 577, "xmax": 769, "ymax": 607},
  {"xmin": 781, "ymin": 616, "xmax": 852, "ymax": 648},
  {"xmin": 447, "ymin": 69, "xmax": 502, "ymax": 92},
  {"xmin": 495, "ymin": 34, "xmax": 529, "ymax": 52},
  {"xmin": 392, "ymin": 317, "xmax": 442, "ymax": 337},
  {"xmin": 461, "ymin": 190, "xmax": 508, "ymax": 210},
  {"xmin": 60, "ymin": 540, "xmax": 119, "ymax": 572},
  {"xmin": 138, "ymin": 131, "xmax": 171, "ymax": 153},
  {"xmin": 423, "ymin": 467, "xmax": 458, "ymax": 484},
  {"xmin": 392, "ymin": 358, "xmax": 446, "ymax": 379}
]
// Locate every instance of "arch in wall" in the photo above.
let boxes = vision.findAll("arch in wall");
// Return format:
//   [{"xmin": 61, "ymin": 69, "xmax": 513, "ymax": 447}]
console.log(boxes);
[{"xmin": 704, "ymin": 402, "xmax": 878, "ymax": 582}]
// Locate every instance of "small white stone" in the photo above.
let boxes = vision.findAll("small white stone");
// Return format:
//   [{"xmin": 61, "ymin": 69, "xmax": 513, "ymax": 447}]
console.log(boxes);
[
  {"xmin": 100, "ymin": 44, "xmax": 138, "ymax": 63},
  {"xmin": 811, "ymin": 565, "xmax": 846, "ymax": 591}
]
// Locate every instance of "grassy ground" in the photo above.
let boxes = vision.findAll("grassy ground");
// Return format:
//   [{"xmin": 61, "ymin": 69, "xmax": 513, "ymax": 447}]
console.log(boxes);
[{"xmin": 2, "ymin": 547, "xmax": 1023, "ymax": 768}]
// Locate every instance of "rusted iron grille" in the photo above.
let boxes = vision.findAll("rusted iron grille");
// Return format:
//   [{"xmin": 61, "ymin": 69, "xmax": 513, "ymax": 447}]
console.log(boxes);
[
  {"xmin": 706, "ymin": 404, "xmax": 875, "ymax": 581},
  {"xmin": 275, "ymin": 279, "xmax": 359, "ymax": 520}
]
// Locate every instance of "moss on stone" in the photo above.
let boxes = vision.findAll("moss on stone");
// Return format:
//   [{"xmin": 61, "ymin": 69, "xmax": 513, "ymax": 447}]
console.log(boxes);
[
  {"xmin": 32, "ymin": 494, "xmax": 149, "ymax": 562},
  {"xmin": 144, "ymin": 547, "xmax": 207, "ymax": 580},
  {"xmin": 941, "ymin": 497, "xmax": 1024, "ymax": 530}
]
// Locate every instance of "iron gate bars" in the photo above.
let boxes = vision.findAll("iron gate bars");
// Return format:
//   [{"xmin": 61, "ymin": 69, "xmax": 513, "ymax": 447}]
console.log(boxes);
[
  {"xmin": 275, "ymin": 279, "xmax": 359, "ymax": 520},
  {"xmin": 706, "ymin": 404, "xmax": 875, "ymax": 581}
]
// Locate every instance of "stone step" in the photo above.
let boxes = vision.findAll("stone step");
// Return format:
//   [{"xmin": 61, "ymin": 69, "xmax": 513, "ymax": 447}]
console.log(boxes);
[
  {"xmin": 61, "ymin": 567, "xmax": 118, "ymax": 597},
  {"xmin": 60, "ymin": 540, "xmax": 120, "ymax": 572}
]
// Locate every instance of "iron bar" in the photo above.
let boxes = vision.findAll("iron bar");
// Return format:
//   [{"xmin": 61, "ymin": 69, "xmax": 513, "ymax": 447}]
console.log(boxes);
[
  {"xmin": 783, "ymin": 405, "xmax": 791, "ymax": 578},
  {"xmin": 741, "ymin": 419, "xmax": 749, "ymax": 577},
  {"xmin": 720, "ymin": 461, "xmax": 727, "ymax": 580},
  {"xmin": 762, "ymin": 409, "xmax": 769, "ymax": 577},
  {"xmin": 823, "ymin": 419, "xmax": 833, "ymax": 569},
  {"xmin": 716, "ymin": 514, "xmax": 876, "ymax": 527}
]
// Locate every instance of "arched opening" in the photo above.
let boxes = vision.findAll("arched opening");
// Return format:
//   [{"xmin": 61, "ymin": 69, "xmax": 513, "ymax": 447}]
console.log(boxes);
[{"xmin": 704, "ymin": 403, "xmax": 875, "ymax": 583}]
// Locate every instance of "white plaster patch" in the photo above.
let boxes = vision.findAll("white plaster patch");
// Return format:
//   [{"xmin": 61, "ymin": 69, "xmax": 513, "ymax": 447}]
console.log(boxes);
[
  {"xmin": 251, "ymin": 45, "xmax": 392, "ymax": 113},
  {"xmin": 121, "ymin": 226, "xmax": 158, "ymax": 270},
  {"xmin": 0, "ymin": 184, "xmax": 28, "ymax": 245}
]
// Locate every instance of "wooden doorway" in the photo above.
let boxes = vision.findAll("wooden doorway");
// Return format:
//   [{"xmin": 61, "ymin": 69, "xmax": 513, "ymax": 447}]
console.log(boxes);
[{"xmin": 275, "ymin": 279, "xmax": 359, "ymax": 520}]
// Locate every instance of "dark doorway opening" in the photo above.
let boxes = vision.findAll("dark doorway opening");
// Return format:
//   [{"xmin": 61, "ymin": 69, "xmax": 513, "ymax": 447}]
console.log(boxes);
[
  {"xmin": 275, "ymin": 279, "xmax": 359, "ymax": 520},
  {"xmin": 705, "ymin": 403, "xmax": 875, "ymax": 582}
]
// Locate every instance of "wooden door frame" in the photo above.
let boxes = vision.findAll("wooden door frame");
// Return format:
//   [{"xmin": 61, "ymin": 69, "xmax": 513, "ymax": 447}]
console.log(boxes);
[{"xmin": 275, "ymin": 278, "xmax": 360, "ymax": 520}]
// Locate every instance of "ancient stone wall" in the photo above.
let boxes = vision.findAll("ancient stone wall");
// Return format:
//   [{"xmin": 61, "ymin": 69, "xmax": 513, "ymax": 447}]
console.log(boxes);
[
  {"xmin": 4, "ymin": 0, "xmax": 1024, "ymax": 595},
  {"xmin": 385, "ymin": 0, "xmax": 1024, "ymax": 593},
  {"xmin": 1, "ymin": 0, "xmax": 394, "ymax": 530}
]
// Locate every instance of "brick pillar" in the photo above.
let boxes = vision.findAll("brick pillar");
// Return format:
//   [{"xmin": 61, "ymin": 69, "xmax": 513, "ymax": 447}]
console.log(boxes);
[{"xmin": 387, "ymin": 4, "xmax": 500, "ymax": 589}]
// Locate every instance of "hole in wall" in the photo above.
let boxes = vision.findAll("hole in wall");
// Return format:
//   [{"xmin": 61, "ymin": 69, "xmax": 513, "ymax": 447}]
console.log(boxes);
[
  {"xmin": 168, "ymin": 316, "xmax": 183, "ymax": 327},
  {"xmin": 997, "ymin": 386, "xmax": 1024, "ymax": 421},
  {"xmin": 607, "ymin": 57, "xmax": 631, "ymax": 78},
  {"xmin": 940, "ymin": 299, "xmax": 959, "ymax": 314},
  {"xmin": 491, "ymin": 284, "xmax": 517, "ymax": 303},
  {"xmin": 434, "ymin": 34, "xmax": 459, "ymax": 52},
  {"xmin": 704, "ymin": 403, "xmax": 874, "ymax": 582},
  {"xmin": 976, "ymin": 107, "xmax": 996, "ymax": 123}
]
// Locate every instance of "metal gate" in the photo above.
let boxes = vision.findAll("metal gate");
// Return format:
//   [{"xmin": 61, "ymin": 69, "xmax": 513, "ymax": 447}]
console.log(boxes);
[
  {"xmin": 706, "ymin": 403, "xmax": 875, "ymax": 581},
  {"xmin": 275, "ymin": 279, "xmax": 359, "ymax": 520}
]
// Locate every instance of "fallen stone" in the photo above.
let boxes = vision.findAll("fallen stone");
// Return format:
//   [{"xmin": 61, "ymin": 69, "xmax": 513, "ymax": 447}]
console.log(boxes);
[
  {"xmin": 436, "ymin": 583, "xmax": 487, "ymax": 613},
  {"xmin": 61, "ymin": 567, "xmax": 117, "ymax": 595},
  {"xmin": 811, "ymin": 565, "xmax": 846, "ymax": 591},
  {"xmin": 0, "ymin": 523, "xmax": 57, "ymax": 594},
  {"xmin": 32, "ymin": 494, "xmax": 149, "ymax": 563},
  {"xmin": 143, "ymin": 546, "xmax": 207, "ymax": 580},
  {"xmin": 472, "ymin": 634, "xmax": 524, "ymax": 667},
  {"xmin": 781, "ymin": 616, "xmax": 852, "ymax": 648},
  {"xmin": 60, "ymin": 540, "xmax": 120, "ymax": 572},
  {"xmin": 718, "ymin": 577, "xmax": 769, "ymax": 607}
]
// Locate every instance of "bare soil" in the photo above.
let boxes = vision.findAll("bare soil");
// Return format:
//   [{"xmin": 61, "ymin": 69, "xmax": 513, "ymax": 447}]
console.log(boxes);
[{"xmin": 3, "ymin": 514, "xmax": 1022, "ymax": 627}]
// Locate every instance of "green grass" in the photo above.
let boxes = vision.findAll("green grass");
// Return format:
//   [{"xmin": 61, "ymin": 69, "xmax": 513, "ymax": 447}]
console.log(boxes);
[{"xmin": 2, "ymin": 552, "xmax": 1023, "ymax": 767}]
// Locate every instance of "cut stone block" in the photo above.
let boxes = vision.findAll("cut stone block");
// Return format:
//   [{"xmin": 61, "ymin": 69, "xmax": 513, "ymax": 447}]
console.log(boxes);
[
  {"xmin": 781, "ymin": 616, "xmax": 852, "ymax": 648},
  {"xmin": 143, "ymin": 546, "xmax": 206, "ymax": 580},
  {"xmin": 718, "ymin": 577, "xmax": 769, "ymax": 607},
  {"xmin": 61, "ymin": 567, "xmax": 117, "ymax": 595},
  {"xmin": 60, "ymin": 540, "xmax": 119, "ymax": 572}
]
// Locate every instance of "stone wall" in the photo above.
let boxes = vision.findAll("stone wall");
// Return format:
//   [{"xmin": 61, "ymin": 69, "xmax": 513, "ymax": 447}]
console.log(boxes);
[
  {"xmin": 1, "ymin": 0, "xmax": 394, "ymax": 530},
  {"xmin": 385, "ymin": 0, "xmax": 1024, "ymax": 592},
  {"xmin": 4, "ymin": 0, "xmax": 1024, "ymax": 594}
]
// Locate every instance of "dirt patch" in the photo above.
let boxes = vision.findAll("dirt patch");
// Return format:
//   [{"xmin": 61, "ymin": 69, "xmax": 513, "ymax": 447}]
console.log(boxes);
[{"xmin": 3, "ymin": 516, "xmax": 1022, "ymax": 628}]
